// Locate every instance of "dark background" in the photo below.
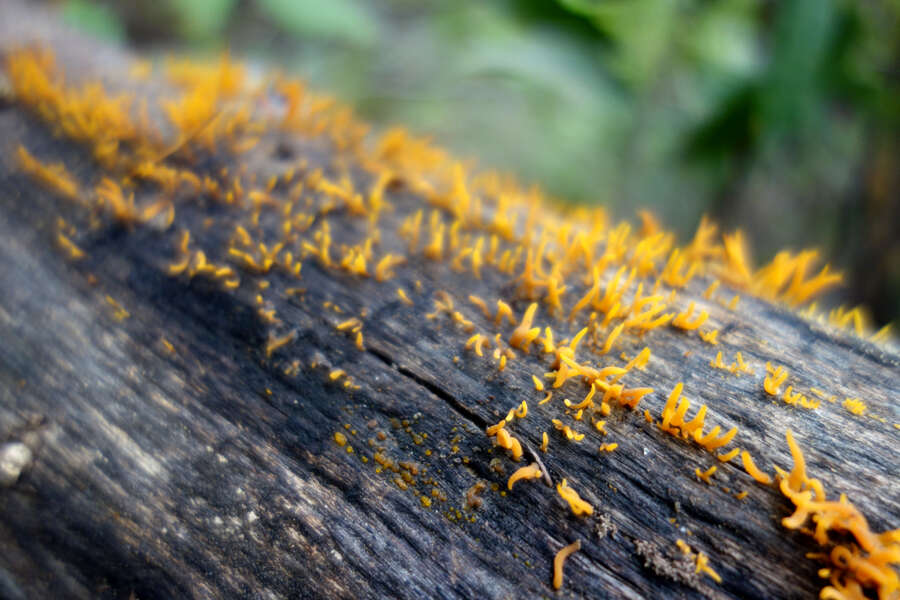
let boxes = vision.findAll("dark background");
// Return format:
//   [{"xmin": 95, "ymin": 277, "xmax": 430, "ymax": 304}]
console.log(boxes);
[{"xmin": 51, "ymin": 0, "xmax": 899, "ymax": 327}]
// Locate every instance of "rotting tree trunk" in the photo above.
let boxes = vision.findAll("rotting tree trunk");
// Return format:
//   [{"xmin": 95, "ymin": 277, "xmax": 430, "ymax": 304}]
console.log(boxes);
[{"xmin": 0, "ymin": 4, "xmax": 898, "ymax": 600}]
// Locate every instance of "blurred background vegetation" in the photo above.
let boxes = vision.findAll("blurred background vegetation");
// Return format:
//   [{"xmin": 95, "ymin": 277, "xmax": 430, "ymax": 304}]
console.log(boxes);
[{"xmin": 51, "ymin": 0, "xmax": 899, "ymax": 325}]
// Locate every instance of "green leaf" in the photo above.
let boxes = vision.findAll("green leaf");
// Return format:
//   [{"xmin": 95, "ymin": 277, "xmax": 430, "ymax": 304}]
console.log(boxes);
[
  {"xmin": 558, "ymin": 0, "xmax": 680, "ymax": 91},
  {"xmin": 61, "ymin": 0, "xmax": 125, "ymax": 43},
  {"xmin": 255, "ymin": 0, "xmax": 377, "ymax": 46},
  {"xmin": 762, "ymin": 0, "xmax": 838, "ymax": 131},
  {"xmin": 683, "ymin": 0, "xmax": 760, "ymax": 77},
  {"xmin": 169, "ymin": 0, "xmax": 238, "ymax": 40}
]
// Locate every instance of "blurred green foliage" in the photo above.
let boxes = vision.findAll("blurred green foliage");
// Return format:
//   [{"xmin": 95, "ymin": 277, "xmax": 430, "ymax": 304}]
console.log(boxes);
[
  {"xmin": 60, "ymin": 0, "xmax": 124, "ymax": 42},
  {"xmin": 255, "ymin": 0, "xmax": 377, "ymax": 46},
  {"xmin": 169, "ymin": 0, "xmax": 237, "ymax": 40},
  {"xmin": 57, "ymin": 0, "xmax": 899, "ymax": 322}
]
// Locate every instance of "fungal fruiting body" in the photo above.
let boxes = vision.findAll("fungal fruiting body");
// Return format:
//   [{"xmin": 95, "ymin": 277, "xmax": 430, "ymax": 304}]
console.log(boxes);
[
  {"xmin": 676, "ymin": 539, "xmax": 723, "ymax": 584},
  {"xmin": 699, "ymin": 329, "xmax": 718, "ymax": 345},
  {"xmin": 553, "ymin": 539, "xmax": 581, "ymax": 590},
  {"xmin": 17, "ymin": 145, "xmax": 80, "ymax": 201},
  {"xmin": 672, "ymin": 302, "xmax": 708, "ymax": 331},
  {"xmin": 842, "ymin": 397, "xmax": 867, "ymax": 416},
  {"xmin": 741, "ymin": 451, "xmax": 773, "ymax": 485},
  {"xmin": 508, "ymin": 463, "xmax": 542, "ymax": 490},
  {"xmin": 494, "ymin": 428, "xmax": 523, "ymax": 461},
  {"xmin": 557, "ymin": 479, "xmax": 593, "ymax": 516},
  {"xmin": 552, "ymin": 419, "xmax": 585, "ymax": 442},
  {"xmin": 716, "ymin": 447, "xmax": 740, "ymax": 463},
  {"xmin": 764, "ymin": 363, "xmax": 788, "ymax": 395},
  {"xmin": 696, "ymin": 465, "xmax": 717, "ymax": 484},
  {"xmin": 695, "ymin": 552, "xmax": 722, "ymax": 584},
  {"xmin": 509, "ymin": 303, "xmax": 541, "ymax": 351}
]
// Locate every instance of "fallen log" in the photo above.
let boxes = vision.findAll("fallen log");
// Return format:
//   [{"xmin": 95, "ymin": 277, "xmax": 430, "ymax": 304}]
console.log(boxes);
[{"xmin": 0, "ymin": 3, "xmax": 897, "ymax": 599}]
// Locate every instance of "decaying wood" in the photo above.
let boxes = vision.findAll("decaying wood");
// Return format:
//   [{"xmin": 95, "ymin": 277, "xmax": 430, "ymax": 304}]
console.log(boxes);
[{"xmin": 0, "ymin": 4, "xmax": 898, "ymax": 599}]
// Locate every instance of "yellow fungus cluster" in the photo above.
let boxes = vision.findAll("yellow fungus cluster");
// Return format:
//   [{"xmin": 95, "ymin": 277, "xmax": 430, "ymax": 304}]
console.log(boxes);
[
  {"xmin": 695, "ymin": 465, "xmax": 717, "ymax": 484},
  {"xmin": 764, "ymin": 363, "xmax": 789, "ymax": 395},
  {"xmin": 485, "ymin": 419, "xmax": 523, "ymax": 462},
  {"xmin": 464, "ymin": 333, "xmax": 491, "ymax": 357},
  {"xmin": 672, "ymin": 301, "xmax": 709, "ymax": 331},
  {"xmin": 659, "ymin": 383, "xmax": 738, "ymax": 454},
  {"xmin": 720, "ymin": 236, "xmax": 843, "ymax": 307},
  {"xmin": 842, "ymin": 398, "xmax": 867, "ymax": 416},
  {"xmin": 709, "ymin": 351, "xmax": 754, "ymax": 376},
  {"xmin": 797, "ymin": 302, "xmax": 894, "ymax": 342},
  {"xmin": 7, "ymin": 47, "xmax": 880, "ymax": 354},
  {"xmin": 782, "ymin": 386, "xmax": 820, "ymax": 410},
  {"xmin": 699, "ymin": 329, "xmax": 719, "ymax": 345},
  {"xmin": 780, "ymin": 431, "xmax": 900, "ymax": 599},
  {"xmin": 551, "ymin": 419, "xmax": 585, "ymax": 442}
]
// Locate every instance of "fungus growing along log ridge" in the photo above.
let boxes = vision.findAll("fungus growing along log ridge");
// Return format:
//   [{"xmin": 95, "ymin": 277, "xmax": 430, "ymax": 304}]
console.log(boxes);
[{"xmin": 0, "ymin": 5, "xmax": 897, "ymax": 599}]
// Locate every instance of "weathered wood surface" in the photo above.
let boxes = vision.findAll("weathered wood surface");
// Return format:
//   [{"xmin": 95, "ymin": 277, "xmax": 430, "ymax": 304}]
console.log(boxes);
[{"xmin": 0, "ymin": 5, "xmax": 898, "ymax": 599}]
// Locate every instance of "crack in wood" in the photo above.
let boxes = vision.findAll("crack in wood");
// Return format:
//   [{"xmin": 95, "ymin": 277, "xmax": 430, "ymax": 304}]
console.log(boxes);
[{"xmin": 364, "ymin": 345, "xmax": 489, "ymax": 430}]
